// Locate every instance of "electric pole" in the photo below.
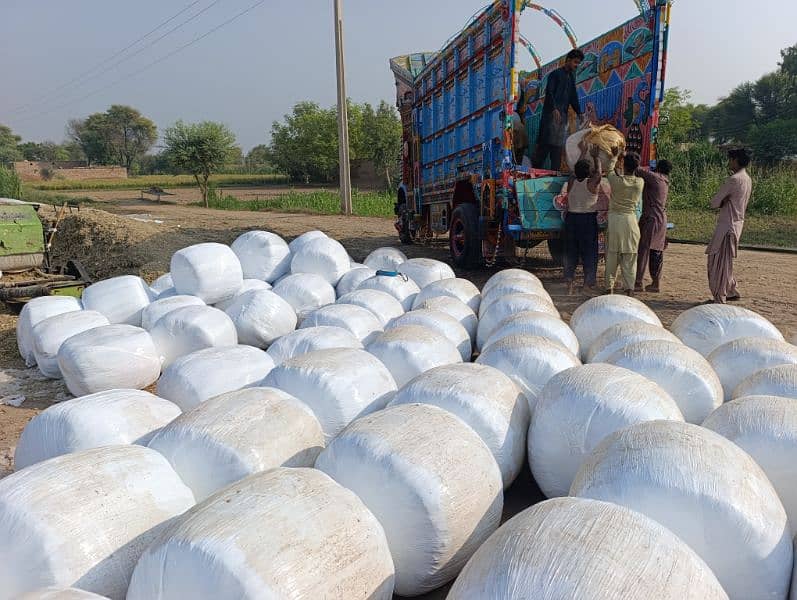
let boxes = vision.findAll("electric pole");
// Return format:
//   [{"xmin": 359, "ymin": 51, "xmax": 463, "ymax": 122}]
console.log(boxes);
[{"xmin": 334, "ymin": 0, "xmax": 352, "ymax": 215}]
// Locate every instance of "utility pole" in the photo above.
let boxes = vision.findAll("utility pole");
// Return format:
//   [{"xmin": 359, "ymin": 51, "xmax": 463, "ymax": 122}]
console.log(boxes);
[{"xmin": 334, "ymin": 0, "xmax": 352, "ymax": 215}]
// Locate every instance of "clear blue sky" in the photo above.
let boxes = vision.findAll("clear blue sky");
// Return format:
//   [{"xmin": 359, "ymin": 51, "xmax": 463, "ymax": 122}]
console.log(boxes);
[{"xmin": 2, "ymin": 0, "xmax": 795, "ymax": 151}]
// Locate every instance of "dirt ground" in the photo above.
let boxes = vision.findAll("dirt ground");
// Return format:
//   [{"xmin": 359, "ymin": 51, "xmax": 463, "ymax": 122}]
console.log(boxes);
[{"xmin": 67, "ymin": 185, "xmax": 326, "ymax": 206}]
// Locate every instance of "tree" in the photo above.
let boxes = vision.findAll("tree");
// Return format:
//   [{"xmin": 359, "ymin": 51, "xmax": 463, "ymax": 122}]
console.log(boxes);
[
  {"xmin": 269, "ymin": 101, "xmax": 339, "ymax": 182},
  {"xmin": 245, "ymin": 144, "xmax": 273, "ymax": 171},
  {"xmin": 163, "ymin": 121, "xmax": 237, "ymax": 207},
  {"xmin": 780, "ymin": 44, "xmax": 797, "ymax": 80},
  {"xmin": 18, "ymin": 141, "xmax": 71, "ymax": 162},
  {"xmin": 67, "ymin": 114, "xmax": 114, "ymax": 166},
  {"xmin": 0, "ymin": 124, "xmax": 22, "ymax": 165},
  {"xmin": 67, "ymin": 105, "xmax": 156, "ymax": 170},
  {"xmin": 362, "ymin": 101, "xmax": 402, "ymax": 188},
  {"xmin": 707, "ymin": 82, "xmax": 757, "ymax": 144},
  {"xmin": 748, "ymin": 118, "xmax": 797, "ymax": 163}
]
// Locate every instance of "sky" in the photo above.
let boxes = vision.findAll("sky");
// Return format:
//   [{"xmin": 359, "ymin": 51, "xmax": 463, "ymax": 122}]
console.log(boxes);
[{"xmin": 1, "ymin": 0, "xmax": 795, "ymax": 152}]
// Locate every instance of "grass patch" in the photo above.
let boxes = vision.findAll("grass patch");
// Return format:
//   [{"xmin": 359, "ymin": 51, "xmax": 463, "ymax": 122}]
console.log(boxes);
[
  {"xmin": 204, "ymin": 189, "xmax": 394, "ymax": 218},
  {"xmin": 19, "ymin": 186, "xmax": 95, "ymax": 206},
  {"xmin": 669, "ymin": 209, "xmax": 797, "ymax": 249},
  {"xmin": 30, "ymin": 173, "xmax": 289, "ymax": 191}
]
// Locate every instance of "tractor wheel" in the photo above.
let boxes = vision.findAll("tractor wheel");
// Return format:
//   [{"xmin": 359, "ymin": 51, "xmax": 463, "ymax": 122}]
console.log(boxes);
[{"xmin": 450, "ymin": 203, "xmax": 480, "ymax": 269}]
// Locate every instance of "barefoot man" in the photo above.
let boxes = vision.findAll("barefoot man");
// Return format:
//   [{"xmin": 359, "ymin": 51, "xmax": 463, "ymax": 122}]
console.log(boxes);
[{"xmin": 634, "ymin": 159, "xmax": 672, "ymax": 292}]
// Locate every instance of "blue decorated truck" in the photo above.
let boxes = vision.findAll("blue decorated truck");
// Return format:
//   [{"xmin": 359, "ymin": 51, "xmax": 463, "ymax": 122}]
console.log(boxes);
[{"xmin": 390, "ymin": 0, "xmax": 672, "ymax": 267}]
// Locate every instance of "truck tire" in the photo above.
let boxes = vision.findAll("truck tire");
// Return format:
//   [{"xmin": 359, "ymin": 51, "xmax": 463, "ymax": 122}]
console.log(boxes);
[
  {"xmin": 547, "ymin": 238, "xmax": 564, "ymax": 266},
  {"xmin": 450, "ymin": 204, "xmax": 480, "ymax": 269}
]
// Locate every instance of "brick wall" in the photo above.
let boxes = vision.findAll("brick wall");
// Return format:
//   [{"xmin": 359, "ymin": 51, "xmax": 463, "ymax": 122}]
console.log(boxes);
[{"xmin": 13, "ymin": 161, "xmax": 128, "ymax": 182}]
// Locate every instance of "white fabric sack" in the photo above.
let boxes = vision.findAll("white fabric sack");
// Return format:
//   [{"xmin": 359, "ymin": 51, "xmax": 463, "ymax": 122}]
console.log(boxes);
[
  {"xmin": 411, "ymin": 277, "xmax": 481, "ymax": 313},
  {"xmin": 586, "ymin": 320, "xmax": 680, "ymax": 363},
  {"xmin": 81, "ymin": 275, "xmax": 153, "ymax": 326},
  {"xmin": 337, "ymin": 289, "xmax": 404, "ymax": 327},
  {"xmin": 366, "ymin": 325, "xmax": 462, "ymax": 388},
  {"xmin": 262, "ymin": 348, "xmax": 396, "ymax": 440},
  {"xmin": 335, "ymin": 266, "xmax": 377, "ymax": 298},
  {"xmin": 448, "ymin": 497, "xmax": 728, "ymax": 600},
  {"xmin": 316, "ymin": 403, "xmax": 502, "ymax": 596},
  {"xmin": 156, "ymin": 345, "xmax": 274, "ymax": 412},
  {"xmin": 671, "ymin": 304, "xmax": 784, "ymax": 357},
  {"xmin": 223, "ymin": 289, "xmax": 297, "ymax": 348},
  {"xmin": 389, "ymin": 363, "xmax": 528, "ymax": 489},
  {"xmin": 13, "ymin": 588, "xmax": 110, "ymax": 599},
  {"xmin": 17, "ymin": 296, "xmax": 82, "ymax": 367},
  {"xmin": 266, "ymin": 326, "xmax": 362, "ymax": 365},
  {"xmin": 0, "ymin": 446, "xmax": 194, "ymax": 599},
  {"xmin": 272, "ymin": 273, "xmax": 336, "ymax": 319},
  {"xmin": 287, "ymin": 230, "xmax": 327, "ymax": 254},
  {"xmin": 126, "ymin": 468, "xmax": 394, "ymax": 600},
  {"xmin": 476, "ymin": 294, "xmax": 560, "ymax": 351},
  {"xmin": 480, "ymin": 277, "xmax": 551, "ymax": 316},
  {"xmin": 213, "ymin": 279, "xmax": 271, "ymax": 312},
  {"xmin": 387, "ymin": 309, "xmax": 472, "ymax": 361},
  {"xmin": 733, "ymin": 364, "xmax": 797, "ymax": 400},
  {"xmin": 476, "ymin": 335, "xmax": 581, "ymax": 410},
  {"xmin": 708, "ymin": 337, "xmax": 797, "ymax": 401},
  {"xmin": 141, "ymin": 295, "xmax": 205, "ymax": 331},
  {"xmin": 148, "ymin": 387, "xmax": 324, "ymax": 501},
  {"xmin": 357, "ymin": 274, "xmax": 420, "ymax": 311},
  {"xmin": 290, "ymin": 237, "xmax": 351, "ymax": 286},
  {"xmin": 397, "ymin": 258, "xmax": 455, "ymax": 289},
  {"xmin": 170, "ymin": 242, "xmax": 243, "ymax": 304},
  {"xmin": 14, "ymin": 389, "xmax": 180, "ymax": 470},
  {"xmin": 571, "ymin": 420, "xmax": 793, "ymax": 600},
  {"xmin": 483, "ymin": 310, "xmax": 579, "ymax": 357},
  {"xmin": 413, "ymin": 296, "xmax": 478, "ymax": 342},
  {"xmin": 482, "ymin": 268, "xmax": 543, "ymax": 297},
  {"xmin": 230, "ymin": 230, "xmax": 291, "ymax": 282},
  {"xmin": 530, "ymin": 364, "xmax": 683, "ymax": 498},
  {"xmin": 569, "ymin": 295, "xmax": 662, "ymax": 360},
  {"xmin": 150, "ymin": 305, "xmax": 237, "ymax": 367},
  {"xmin": 363, "ymin": 246, "xmax": 407, "ymax": 271},
  {"xmin": 606, "ymin": 340, "xmax": 723, "ymax": 424},
  {"xmin": 299, "ymin": 303, "xmax": 382, "ymax": 345},
  {"xmin": 32, "ymin": 310, "xmax": 110, "ymax": 379},
  {"xmin": 149, "ymin": 272, "xmax": 174, "ymax": 295}
]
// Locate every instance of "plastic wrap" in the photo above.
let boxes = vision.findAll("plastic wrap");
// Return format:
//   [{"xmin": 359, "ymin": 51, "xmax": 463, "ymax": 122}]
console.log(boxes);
[
  {"xmin": 411, "ymin": 277, "xmax": 481, "ymax": 313},
  {"xmin": 476, "ymin": 293, "xmax": 560, "ymax": 351},
  {"xmin": 0, "ymin": 446, "xmax": 194, "ymax": 599},
  {"xmin": 479, "ymin": 277, "xmax": 551, "ymax": 317},
  {"xmin": 476, "ymin": 335, "xmax": 581, "ymax": 410},
  {"xmin": 17, "ymin": 296, "xmax": 82, "ymax": 367},
  {"xmin": 483, "ymin": 310, "xmax": 579, "ymax": 356},
  {"xmin": 413, "ymin": 296, "xmax": 477, "ymax": 342},
  {"xmin": 287, "ymin": 229, "xmax": 327, "ymax": 254},
  {"xmin": 126, "ymin": 468, "xmax": 394, "ymax": 600},
  {"xmin": 571, "ymin": 420, "xmax": 793, "ymax": 600},
  {"xmin": 147, "ymin": 387, "xmax": 324, "ymax": 501},
  {"xmin": 262, "ymin": 348, "xmax": 396, "ymax": 440},
  {"xmin": 397, "ymin": 258, "xmax": 455, "ymax": 289},
  {"xmin": 212, "ymin": 278, "xmax": 271, "ymax": 312},
  {"xmin": 732, "ymin": 364, "xmax": 797, "ymax": 400},
  {"xmin": 670, "ymin": 304, "xmax": 784, "ymax": 357},
  {"xmin": 530, "ymin": 364, "xmax": 683, "ymax": 498},
  {"xmin": 13, "ymin": 588, "xmax": 110, "ymax": 599},
  {"xmin": 223, "ymin": 289, "xmax": 297, "ymax": 348},
  {"xmin": 266, "ymin": 326, "xmax": 362, "ymax": 365},
  {"xmin": 363, "ymin": 246, "xmax": 407, "ymax": 271},
  {"xmin": 148, "ymin": 272, "xmax": 174, "ymax": 295},
  {"xmin": 290, "ymin": 236, "xmax": 351, "ymax": 286},
  {"xmin": 481, "ymin": 268, "xmax": 543, "ymax": 297},
  {"xmin": 336, "ymin": 289, "xmax": 405, "ymax": 327},
  {"xmin": 155, "ymin": 286, "xmax": 178, "ymax": 299},
  {"xmin": 336, "ymin": 266, "xmax": 376, "ymax": 298},
  {"xmin": 298, "ymin": 303, "xmax": 382, "ymax": 345},
  {"xmin": 386, "ymin": 309, "xmax": 472, "ymax": 362},
  {"xmin": 366, "ymin": 325, "xmax": 462, "ymax": 387},
  {"xmin": 586, "ymin": 320, "xmax": 680, "ymax": 363},
  {"xmin": 149, "ymin": 305, "xmax": 237, "ymax": 367},
  {"xmin": 156, "ymin": 345, "xmax": 274, "ymax": 412},
  {"xmin": 357, "ymin": 274, "xmax": 420, "ymax": 311},
  {"xmin": 388, "ymin": 363, "xmax": 528, "ymax": 489},
  {"xmin": 170, "ymin": 242, "xmax": 244, "ymax": 304},
  {"xmin": 708, "ymin": 337, "xmax": 797, "ymax": 401},
  {"xmin": 81, "ymin": 275, "xmax": 153, "ymax": 327},
  {"xmin": 32, "ymin": 311, "xmax": 110, "ymax": 379},
  {"xmin": 230, "ymin": 230, "xmax": 291, "ymax": 282},
  {"xmin": 316, "ymin": 403, "xmax": 502, "ymax": 597},
  {"xmin": 448, "ymin": 497, "xmax": 727, "ymax": 600},
  {"xmin": 140, "ymin": 295, "xmax": 205, "ymax": 331},
  {"xmin": 272, "ymin": 272, "xmax": 336, "ymax": 319}
]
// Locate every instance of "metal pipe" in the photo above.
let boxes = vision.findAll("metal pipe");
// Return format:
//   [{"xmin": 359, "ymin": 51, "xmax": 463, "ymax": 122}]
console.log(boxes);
[{"xmin": 334, "ymin": 0, "xmax": 353, "ymax": 215}]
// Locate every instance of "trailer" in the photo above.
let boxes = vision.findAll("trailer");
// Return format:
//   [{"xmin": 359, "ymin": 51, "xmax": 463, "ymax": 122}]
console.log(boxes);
[{"xmin": 390, "ymin": 0, "xmax": 672, "ymax": 267}]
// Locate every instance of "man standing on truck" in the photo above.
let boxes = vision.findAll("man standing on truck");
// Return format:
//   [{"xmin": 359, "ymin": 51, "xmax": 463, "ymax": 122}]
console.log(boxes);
[{"xmin": 533, "ymin": 49, "xmax": 585, "ymax": 171}]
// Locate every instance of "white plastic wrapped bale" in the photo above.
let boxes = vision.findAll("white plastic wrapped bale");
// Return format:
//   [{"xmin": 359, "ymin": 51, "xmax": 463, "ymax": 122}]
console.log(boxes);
[
  {"xmin": 272, "ymin": 272, "xmax": 336, "ymax": 319},
  {"xmin": 447, "ymin": 497, "xmax": 728, "ymax": 600},
  {"xmin": 671, "ymin": 304, "xmax": 784, "ymax": 357},
  {"xmin": 586, "ymin": 320, "xmax": 681, "ymax": 363},
  {"xmin": 81, "ymin": 275, "xmax": 153, "ymax": 326},
  {"xmin": 0, "ymin": 445, "xmax": 194, "ymax": 599},
  {"xmin": 140, "ymin": 295, "xmax": 205, "ymax": 331},
  {"xmin": 212, "ymin": 278, "xmax": 271, "ymax": 312},
  {"xmin": 126, "ymin": 468, "xmax": 394, "ymax": 600},
  {"xmin": 148, "ymin": 272, "xmax": 173, "ymax": 295},
  {"xmin": 266, "ymin": 326, "xmax": 362, "ymax": 365},
  {"xmin": 335, "ymin": 266, "xmax": 376, "ymax": 297},
  {"xmin": 530, "ymin": 364, "xmax": 683, "ymax": 498},
  {"xmin": 357, "ymin": 273, "xmax": 420, "ymax": 311},
  {"xmin": 570, "ymin": 420, "xmax": 793, "ymax": 600},
  {"xmin": 708, "ymin": 337, "xmax": 797, "ymax": 401},
  {"xmin": 147, "ymin": 387, "xmax": 324, "ymax": 501},
  {"xmin": 336, "ymin": 289, "xmax": 404, "ymax": 327},
  {"xmin": 230, "ymin": 230, "xmax": 291, "ymax": 282},
  {"xmin": 479, "ymin": 276, "xmax": 551, "ymax": 316},
  {"xmin": 14, "ymin": 389, "xmax": 180, "ymax": 470},
  {"xmin": 223, "ymin": 289, "xmax": 297, "ymax": 348},
  {"xmin": 476, "ymin": 335, "xmax": 581, "ymax": 411},
  {"xmin": 482, "ymin": 310, "xmax": 580, "ymax": 357},
  {"xmin": 476, "ymin": 293, "xmax": 560, "ymax": 351},
  {"xmin": 290, "ymin": 236, "xmax": 351, "ymax": 285},
  {"xmin": 316, "ymin": 403, "xmax": 502, "ymax": 596},
  {"xmin": 386, "ymin": 309, "xmax": 472, "ymax": 362},
  {"xmin": 287, "ymin": 229, "xmax": 327, "ymax": 254},
  {"xmin": 17, "ymin": 296, "xmax": 82, "ymax": 367},
  {"xmin": 155, "ymin": 286, "xmax": 178, "ymax": 299},
  {"xmin": 363, "ymin": 246, "xmax": 407, "ymax": 271},
  {"xmin": 170, "ymin": 242, "xmax": 243, "ymax": 304},
  {"xmin": 569, "ymin": 295, "xmax": 662, "ymax": 360},
  {"xmin": 388, "ymin": 363, "xmax": 528, "ymax": 489},
  {"xmin": 156, "ymin": 345, "xmax": 274, "ymax": 412},
  {"xmin": 299, "ymin": 303, "xmax": 382, "ymax": 345},
  {"xmin": 57, "ymin": 325, "xmax": 161, "ymax": 397},
  {"xmin": 606, "ymin": 340, "xmax": 723, "ymax": 424},
  {"xmin": 397, "ymin": 258, "xmax": 454, "ymax": 289},
  {"xmin": 149, "ymin": 305, "xmax": 237, "ymax": 367},
  {"xmin": 32, "ymin": 311, "xmax": 110, "ymax": 379},
  {"xmin": 413, "ymin": 296, "xmax": 478, "ymax": 342},
  {"xmin": 366, "ymin": 325, "xmax": 462, "ymax": 387},
  {"xmin": 13, "ymin": 587, "xmax": 110, "ymax": 599},
  {"xmin": 733, "ymin": 364, "xmax": 797, "ymax": 400},
  {"xmin": 262, "ymin": 348, "xmax": 396, "ymax": 440},
  {"xmin": 481, "ymin": 268, "xmax": 543, "ymax": 297},
  {"xmin": 411, "ymin": 277, "xmax": 481, "ymax": 313}
]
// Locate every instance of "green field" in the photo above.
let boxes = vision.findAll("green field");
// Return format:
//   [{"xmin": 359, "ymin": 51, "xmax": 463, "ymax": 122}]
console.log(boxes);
[
  {"xmin": 29, "ymin": 173, "xmax": 289, "ymax": 191},
  {"xmin": 204, "ymin": 189, "xmax": 394, "ymax": 218},
  {"xmin": 668, "ymin": 209, "xmax": 797, "ymax": 249}
]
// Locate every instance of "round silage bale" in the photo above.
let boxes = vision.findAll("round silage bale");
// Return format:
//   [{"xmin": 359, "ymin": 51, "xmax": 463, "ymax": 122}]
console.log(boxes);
[
  {"xmin": 266, "ymin": 326, "xmax": 362, "ymax": 365},
  {"xmin": 479, "ymin": 276, "xmax": 551, "ymax": 316},
  {"xmin": 141, "ymin": 295, "xmax": 205, "ymax": 331},
  {"xmin": 397, "ymin": 257, "xmax": 455, "ymax": 289},
  {"xmin": 223, "ymin": 289, "xmax": 297, "ymax": 348},
  {"xmin": 0, "ymin": 446, "xmax": 194, "ymax": 599},
  {"xmin": 13, "ymin": 587, "xmax": 110, "ymax": 599},
  {"xmin": 586, "ymin": 320, "xmax": 681, "ymax": 363},
  {"xmin": 336, "ymin": 289, "xmax": 404, "ymax": 326},
  {"xmin": 335, "ymin": 266, "xmax": 376, "ymax": 298},
  {"xmin": 31, "ymin": 310, "xmax": 110, "ymax": 379},
  {"xmin": 481, "ymin": 268, "xmax": 543, "ymax": 297},
  {"xmin": 411, "ymin": 277, "xmax": 481, "ymax": 313},
  {"xmin": 732, "ymin": 364, "xmax": 797, "ymax": 400},
  {"xmin": 126, "ymin": 468, "xmax": 394, "ymax": 600},
  {"xmin": 81, "ymin": 275, "xmax": 153, "ymax": 327},
  {"xmin": 482, "ymin": 310, "xmax": 579, "ymax": 357},
  {"xmin": 290, "ymin": 236, "xmax": 351, "ymax": 286},
  {"xmin": 212, "ymin": 278, "xmax": 271, "ymax": 312},
  {"xmin": 413, "ymin": 295, "xmax": 478, "ymax": 342},
  {"xmin": 708, "ymin": 336, "xmax": 797, "ymax": 401},
  {"xmin": 570, "ymin": 420, "xmax": 793, "ymax": 600},
  {"xmin": 363, "ymin": 246, "xmax": 407, "ymax": 271},
  {"xmin": 17, "ymin": 296, "xmax": 82, "ymax": 367},
  {"xmin": 155, "ymin": 286, "xmax": 178, "ymax": 299},
  {"xmin": 299, "ymin": 303, "xmax": 382, "ymax": 345},
  {"xmin": 386, "ymin": 309, "xmax": 472, "ymax": 361},
  {"xmin": 287, "ymin": 229, "xmax": 327, "ymax": 254},
  {"xmin": 147, "ymin": 387, "xmax": 324, "ymax": 501},
  {"xmin": 357, "ymin": 274, "xmax": 420, "ymax": 311},
  {"xmin": 149, "ymin": 305, "xmax": 237, "ymax": 367},
  {"xmin": 476, "ymin": 293, "xmax": 559, "ymax": 351},
  {"xmin": 316, "ymin": 403, "xmax": 503, "ymax": 597},
  {"xmin": 148, "ymin": 272, "xmax": 173, "ymax": 295},
  {"xmin": 530, "ymin": 364, "xmax": 684, "ymax": 498},
  {"xmin": 170, "ymin": 242, "xmax": 243, "ymax": 304},
  {"xmin": 230, "ymin": 230, "xmax": 291, "ymax": 282},
  {"xmin": 272, "ymin": 272, "xmax": 336, "ymax": 319},
  {"xmin": 447, "ymin": 497, "xmax": 728, "ymax": 600}
]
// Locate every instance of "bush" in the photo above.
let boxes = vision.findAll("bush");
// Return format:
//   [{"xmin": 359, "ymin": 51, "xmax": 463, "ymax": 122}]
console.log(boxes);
[
  {"xmin": 0, "ymin": 166, "xmax": 22, "ymax": 198},
  {"xmin": 750, "ymin": 166, "xmax": 797, "ymax": 215}
]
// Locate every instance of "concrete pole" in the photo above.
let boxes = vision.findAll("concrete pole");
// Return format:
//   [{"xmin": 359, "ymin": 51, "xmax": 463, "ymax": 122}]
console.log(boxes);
[{"xmin": 334, "ymin": 0, "xmax": 353, "ymax": 215}]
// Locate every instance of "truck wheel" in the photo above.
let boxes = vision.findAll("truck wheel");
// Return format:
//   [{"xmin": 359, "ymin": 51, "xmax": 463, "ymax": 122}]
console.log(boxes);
[
  {"xmin": 450, "ymin": 204, "xmax": 480, "ymax": 269},
  {"xmin": 547, "ymin": 238, "xmax": 564, "ymax": 266}
]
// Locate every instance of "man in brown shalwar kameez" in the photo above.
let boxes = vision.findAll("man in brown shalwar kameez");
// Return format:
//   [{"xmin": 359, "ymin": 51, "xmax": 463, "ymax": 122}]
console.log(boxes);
[
  {"xmin": 634, "ymin": 159, "xmax": 672, "ymax": 292},
  {"xmin": 706, "ymin": 148, "xmax": 752, "ymax": 303}
]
